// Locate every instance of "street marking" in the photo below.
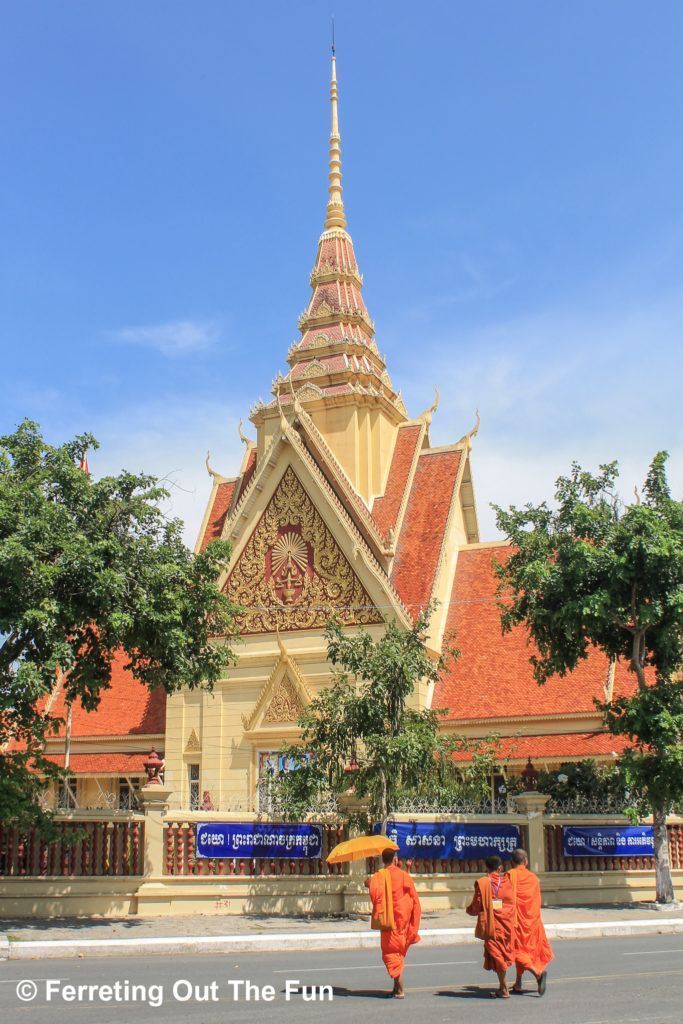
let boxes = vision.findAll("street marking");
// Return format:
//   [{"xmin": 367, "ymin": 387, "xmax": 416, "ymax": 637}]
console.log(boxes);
[
  {"xmin": 559, "ymin": 968, "xmax": 683, "ymax": 982},
  {"xmin": 624, "ymin": 948, "xmax": 683, "ymax": 956},
  {"xmin": 402, "ymin": 967, "xmax": 683, "ymax": 996},
  {"xmin": 0, "ymin": 978, "xmax": 68, "ymax": 985},
  {"xmin": 577, "ymin": 1017, "xmax": 679, "ymax": 1024},
  {"xmin": 272, "ymin": 960, "xmax": 477, "ymax": 974}
]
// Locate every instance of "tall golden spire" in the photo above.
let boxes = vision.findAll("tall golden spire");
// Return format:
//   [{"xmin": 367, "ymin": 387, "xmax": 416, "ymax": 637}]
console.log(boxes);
[{"xmin": 324, "ymin": 50, "xmax": 346, "ymax": 231}]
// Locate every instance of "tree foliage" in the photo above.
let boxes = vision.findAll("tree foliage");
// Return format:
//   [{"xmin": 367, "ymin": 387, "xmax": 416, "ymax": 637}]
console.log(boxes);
[
  {"xmin": 603, "ymin": 679, "xmax": 683, "ymax": 818},
  {"xmin": 505, "ymin": 758, "xmax": 635, "ymax": 812},
  {"xmin": 494, "ymin": 452, "xmax": 683, "ymax": 901},
  {"xmin": 0, "ymin": 420, "xmax": 240, "ymax": 827},
  {"xmin": 494, "ymin": 453, "xmax": 683, "ymax": 689}
]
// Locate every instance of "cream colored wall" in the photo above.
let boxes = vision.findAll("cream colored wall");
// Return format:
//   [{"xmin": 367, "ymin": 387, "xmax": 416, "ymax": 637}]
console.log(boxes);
[
  {"xmin": 308, "ymin": 403, "xmax": 399, "ymax": 504},
  {"xmin": 164, "ymin": 626, "xmax": 397, "ymax": 812},
  {"xmin": 46, "ymin": 777, "xmax": 121, "ymax": 811},
  {"xmin": 2, "ymin": 869, "xmax": 680, "ymax": 919},
  {"xmin": 257, "ymin": 402, "xmax": 399, "ymax": 507}
]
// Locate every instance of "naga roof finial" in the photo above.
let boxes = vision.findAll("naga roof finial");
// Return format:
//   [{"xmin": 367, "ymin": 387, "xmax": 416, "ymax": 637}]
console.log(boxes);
[
  {"xmin": 238, "ymin": 418, "xmax": 251, "ymax": 446},
  {"xmin": 205, "ymin": 451, "xmax": 228, "ymax": 483},
  {"xmin": 419, "ymin": 385, "xmax": 440, "ymax": 426},
  {"xmin": 456, "ymin": 409, "xmax": 481, "ymax": 449}
]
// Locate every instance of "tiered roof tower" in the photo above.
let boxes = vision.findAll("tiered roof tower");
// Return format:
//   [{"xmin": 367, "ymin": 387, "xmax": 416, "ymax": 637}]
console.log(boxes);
[{"xmin": 250, "ymin": 54, "xmax": 408, "ymax": 505}]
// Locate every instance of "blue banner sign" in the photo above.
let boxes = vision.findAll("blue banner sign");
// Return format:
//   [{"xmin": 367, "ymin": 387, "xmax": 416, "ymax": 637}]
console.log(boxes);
[
  {"xmin": 375, "ymin": 821, "xmax": 521, "ymax": 860},
  {"xmin": 562, "ymin": 825, "xmax": 654, "ymax": 858},
  {"xmin": 195, "ymin": 823, "xmax": 323, "ymax": 859}
]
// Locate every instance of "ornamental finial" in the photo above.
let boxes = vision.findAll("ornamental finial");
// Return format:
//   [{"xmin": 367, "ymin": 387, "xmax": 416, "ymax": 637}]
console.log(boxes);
[{"xmin": 324, "ymin": 47, "xmax": 346, "ymax": 230}]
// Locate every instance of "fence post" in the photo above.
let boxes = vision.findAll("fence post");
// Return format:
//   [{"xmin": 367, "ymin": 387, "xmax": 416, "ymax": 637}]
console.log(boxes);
[
  {"xmin": 513, "ymin": 791, "xmax": 551, "ymax": 874},
  {"xmin": 138, "ymin": 783, "xmax": 172, "ymax": 878},
  {"xmin": 338, "ymin": 794, "xmax": 370, "ymax": 915}
]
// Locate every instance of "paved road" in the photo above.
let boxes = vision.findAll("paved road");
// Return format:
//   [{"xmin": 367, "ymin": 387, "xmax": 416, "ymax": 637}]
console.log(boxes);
[{"xmin": 1, "ymin": 934, "xmax": 682, "ymax": 1023}]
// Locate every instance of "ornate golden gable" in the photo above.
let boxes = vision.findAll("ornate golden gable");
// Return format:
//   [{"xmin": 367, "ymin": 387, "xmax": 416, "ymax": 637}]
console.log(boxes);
[
  {"xmin": 263, "ymin": 674, "xmax": 303, "ymax": 724},
  {"xmin": 297, "ymin": 382, "xmax": 324, "ymax": 402},
  {"xmin": 301, "ymin": 359, "xmax": 327, "ymax": 379},
  {"xmin": 226, "ymin": 465, "xmax": 384, "ymax": 634},
  {"xmin": 241, "ymin": 638, "xmax": 316, "ymax": 733}
]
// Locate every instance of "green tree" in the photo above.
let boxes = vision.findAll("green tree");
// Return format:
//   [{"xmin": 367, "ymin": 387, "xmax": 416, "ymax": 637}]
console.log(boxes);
[
  {"xmin": 393, "ymin": 733, "xmax": 506, "ymax": 811},
  {"xmin": 271, "ymin": 611, "xmax": 463, "ymax": 830},
  {"xmin": 0, "ymin": 420, "xmax": 240, "ymax": 827},
  {"xmin": 494, "ymin": 452, "xmax": 683, "ymax": 903},
  {"xmin": 505, "ymin": 758, "xmax": 634, "ymax": 812}
]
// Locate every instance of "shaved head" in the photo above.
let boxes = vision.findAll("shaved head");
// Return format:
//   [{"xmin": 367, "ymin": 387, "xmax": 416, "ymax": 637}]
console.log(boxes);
[{"xmin": 511, "ymin": 848, "xmax": 528, "ymax": 866}]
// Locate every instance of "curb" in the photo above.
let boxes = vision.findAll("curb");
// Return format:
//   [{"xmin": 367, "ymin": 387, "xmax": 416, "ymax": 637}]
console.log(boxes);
[
  {"xmin": 6, "ymin": 918, "xmax": 683, "ymax": 960},
  {"xmin": 0, "ymin": 934, "xmax": 9, "ymax": 961}
]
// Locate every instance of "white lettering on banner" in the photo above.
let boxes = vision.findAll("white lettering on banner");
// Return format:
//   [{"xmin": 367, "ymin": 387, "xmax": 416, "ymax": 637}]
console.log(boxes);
[
  {"xmin": 386, "ymin": 824, "xmax": 520, "ymax": 858},
  {"xmin": 563, "ymin": 826, "xmax": 654, "ymax": 857},
  {"xmin": 197, "ymin": 825, "xmax": 321, "ymax": 858}
]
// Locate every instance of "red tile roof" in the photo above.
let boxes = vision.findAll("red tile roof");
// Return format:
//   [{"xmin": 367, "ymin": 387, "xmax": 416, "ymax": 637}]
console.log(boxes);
[
  {"xmin": 48, "ymin": 652, "xmax": 167, "ymax": 739},
  {"xmin": 290, "ymin": 354, "xmax": 348, "ymax": 378},
  {"xmin": 236, "ymin": 448, "xmax": 257, "ymax": 503},
  {"xmin": 44, "ymin": 752, "xmax": 154, "ymax": 775},
  {"xmin": 297, "ymin": 323, "xmax": 369, "ymax": 350},
  {"xmin": 391, "ymin": 449, "xmax": 462, "ymax": 615},
  {"xmin": 199, "ymin": 479, "xmax": 236, "ymax": 551},
  {"xmin": 451, "ymin": 732, "xmax": 630, "ymax": 764},
  {"xmin": 433, "ymin": 545, "xmax": 640, "ymax": 721},
  {"xmin": 316, "ymin": 234, "xmax": 359, "ymax": 271},
  {"xmin": 371, "ymin": 424, "xmax": 422, "ymax": 537}
]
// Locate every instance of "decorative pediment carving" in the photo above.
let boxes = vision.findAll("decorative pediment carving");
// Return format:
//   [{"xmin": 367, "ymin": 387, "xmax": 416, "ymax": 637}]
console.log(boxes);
[
  {"xmin": 296, "ymin": 383, "xmax": 324, "ymax": 403},
  {"xmin": 185, "ymin": 728, "xmax": 201, "ymax": 752},
  {"xmin": 263, "ymin": 674, "xmax": 303, "ymax": 723},
  {"xmin": 301, "ymin": 359, "xmax": 327, "ymax": 379},
  {"xmin": 242, "ymin": 640, "xmax": 315, "ymax": 732},
  {"xmin": 226, "ymin": 465, "xmax": 384, "ymax": 634}
]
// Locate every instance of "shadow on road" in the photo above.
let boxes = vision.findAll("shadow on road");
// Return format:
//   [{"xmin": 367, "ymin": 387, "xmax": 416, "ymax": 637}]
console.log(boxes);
[
  {"xmin": 331, "ymin": 986, "xmax": 395, "ymax": 999},
  {"xmin": 436, "ymin": 985, "xmax": 500, "ymax": 999}
]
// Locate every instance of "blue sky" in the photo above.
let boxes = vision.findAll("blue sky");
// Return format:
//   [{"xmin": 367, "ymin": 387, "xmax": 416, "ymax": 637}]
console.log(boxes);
[{"xmin": 3, "ymin": 1, "xmax": 682, "ymax": 544}]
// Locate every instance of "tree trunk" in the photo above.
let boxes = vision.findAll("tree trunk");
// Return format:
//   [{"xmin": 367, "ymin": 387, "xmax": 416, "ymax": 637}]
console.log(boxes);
[
  {"xmin": 652, "ymin": 806, "xmax": 676, "ymax": 904},
  {"xmin": 378, "ymin": 771, "xmax": 388, "ymax": 835}
]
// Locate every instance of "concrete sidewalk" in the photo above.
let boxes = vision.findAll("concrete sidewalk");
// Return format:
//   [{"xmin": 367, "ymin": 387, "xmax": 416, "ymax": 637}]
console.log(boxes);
[{"xmin": 1, "ymin": 903, "xmax": 682, "ymax": 960}]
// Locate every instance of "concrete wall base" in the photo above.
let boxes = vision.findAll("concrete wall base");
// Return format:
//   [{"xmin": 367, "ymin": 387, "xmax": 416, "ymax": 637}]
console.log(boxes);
[{"xmin": 0, "ymin": 869, "xmax": 681, "ymax": 918}]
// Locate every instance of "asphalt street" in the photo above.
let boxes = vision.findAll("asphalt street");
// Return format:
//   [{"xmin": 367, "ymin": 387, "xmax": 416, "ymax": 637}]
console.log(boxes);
[{"xmin": 1, "ymin": 934, "xmax": 682, "ymax": 1024}]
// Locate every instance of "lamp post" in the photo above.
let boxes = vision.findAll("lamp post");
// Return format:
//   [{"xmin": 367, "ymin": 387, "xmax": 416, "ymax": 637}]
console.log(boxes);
[
  {"xmin": 521, "ymin": 757, "xmax": 540, "ymax": 792},
  {"xmin": 143, "ymin": 746, "xmax": 164, "ymax": 785}
]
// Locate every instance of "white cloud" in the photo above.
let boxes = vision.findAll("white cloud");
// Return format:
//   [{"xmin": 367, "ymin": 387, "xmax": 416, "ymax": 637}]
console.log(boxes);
[
  {"xmin": 77, "ymin": 397, "xmax": 248, "ymax": 548},
  {"xmin": 399, "ymin": 287, "xmax": 683, "ymax": 542},
  {"xmin": 110, "ymin": 319, "xmax": 220, "ymax": 356}
]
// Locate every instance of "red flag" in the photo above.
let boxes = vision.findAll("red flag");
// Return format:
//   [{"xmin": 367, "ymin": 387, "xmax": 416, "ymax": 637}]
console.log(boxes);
[{"xmin": 79, "ymin": 454, "xmax": 89, "ymax": 474}]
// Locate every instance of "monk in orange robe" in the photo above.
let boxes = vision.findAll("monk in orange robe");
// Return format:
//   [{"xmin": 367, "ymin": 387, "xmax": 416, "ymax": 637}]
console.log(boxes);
[
  {"xmin": 508, "ymin": 848, "xmax": 553, "ymax": 996},
  {"xmin": 466, "ymin": 853, "xmax": 517, "ymax": 998},
  {"xmin": 367, "ymin": 848, "xmax": 421, "ymax": 998}
]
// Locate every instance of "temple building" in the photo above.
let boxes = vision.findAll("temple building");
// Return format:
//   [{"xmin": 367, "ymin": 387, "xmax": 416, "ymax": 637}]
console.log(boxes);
[{"xmin": 41, "ymin": 54, "xmax": 635, "ymax": 812}]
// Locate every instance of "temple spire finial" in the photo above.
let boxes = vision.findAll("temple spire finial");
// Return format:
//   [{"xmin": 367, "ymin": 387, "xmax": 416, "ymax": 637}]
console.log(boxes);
[{"xmin": 324, "ymin": 33, "xmax": 346, "ymax": 231}]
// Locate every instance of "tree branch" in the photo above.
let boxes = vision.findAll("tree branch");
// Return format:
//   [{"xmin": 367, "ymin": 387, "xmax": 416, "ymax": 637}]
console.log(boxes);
[{"xmin": 631, "ymin": 628, "xmax": 649, "ymax": 692}]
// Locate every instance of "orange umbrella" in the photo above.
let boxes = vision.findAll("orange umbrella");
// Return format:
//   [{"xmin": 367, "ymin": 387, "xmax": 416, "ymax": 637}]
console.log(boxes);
[{"xmin": 326, "ymin": 834, "xmax": 399, "ymax": 864}]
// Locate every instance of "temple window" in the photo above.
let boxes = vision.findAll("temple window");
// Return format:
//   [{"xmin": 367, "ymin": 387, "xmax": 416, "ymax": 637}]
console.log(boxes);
[
  {"xmin": 117, "ymin": 776, "xmax": 140, "ymax": 811},
  {"xmin": 188, "ymin": 762, "xmax": 200, "ymax": 810},
  {"xmin": 57, "ymin": 777, "xmax": 77, "ymax": 809}
]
